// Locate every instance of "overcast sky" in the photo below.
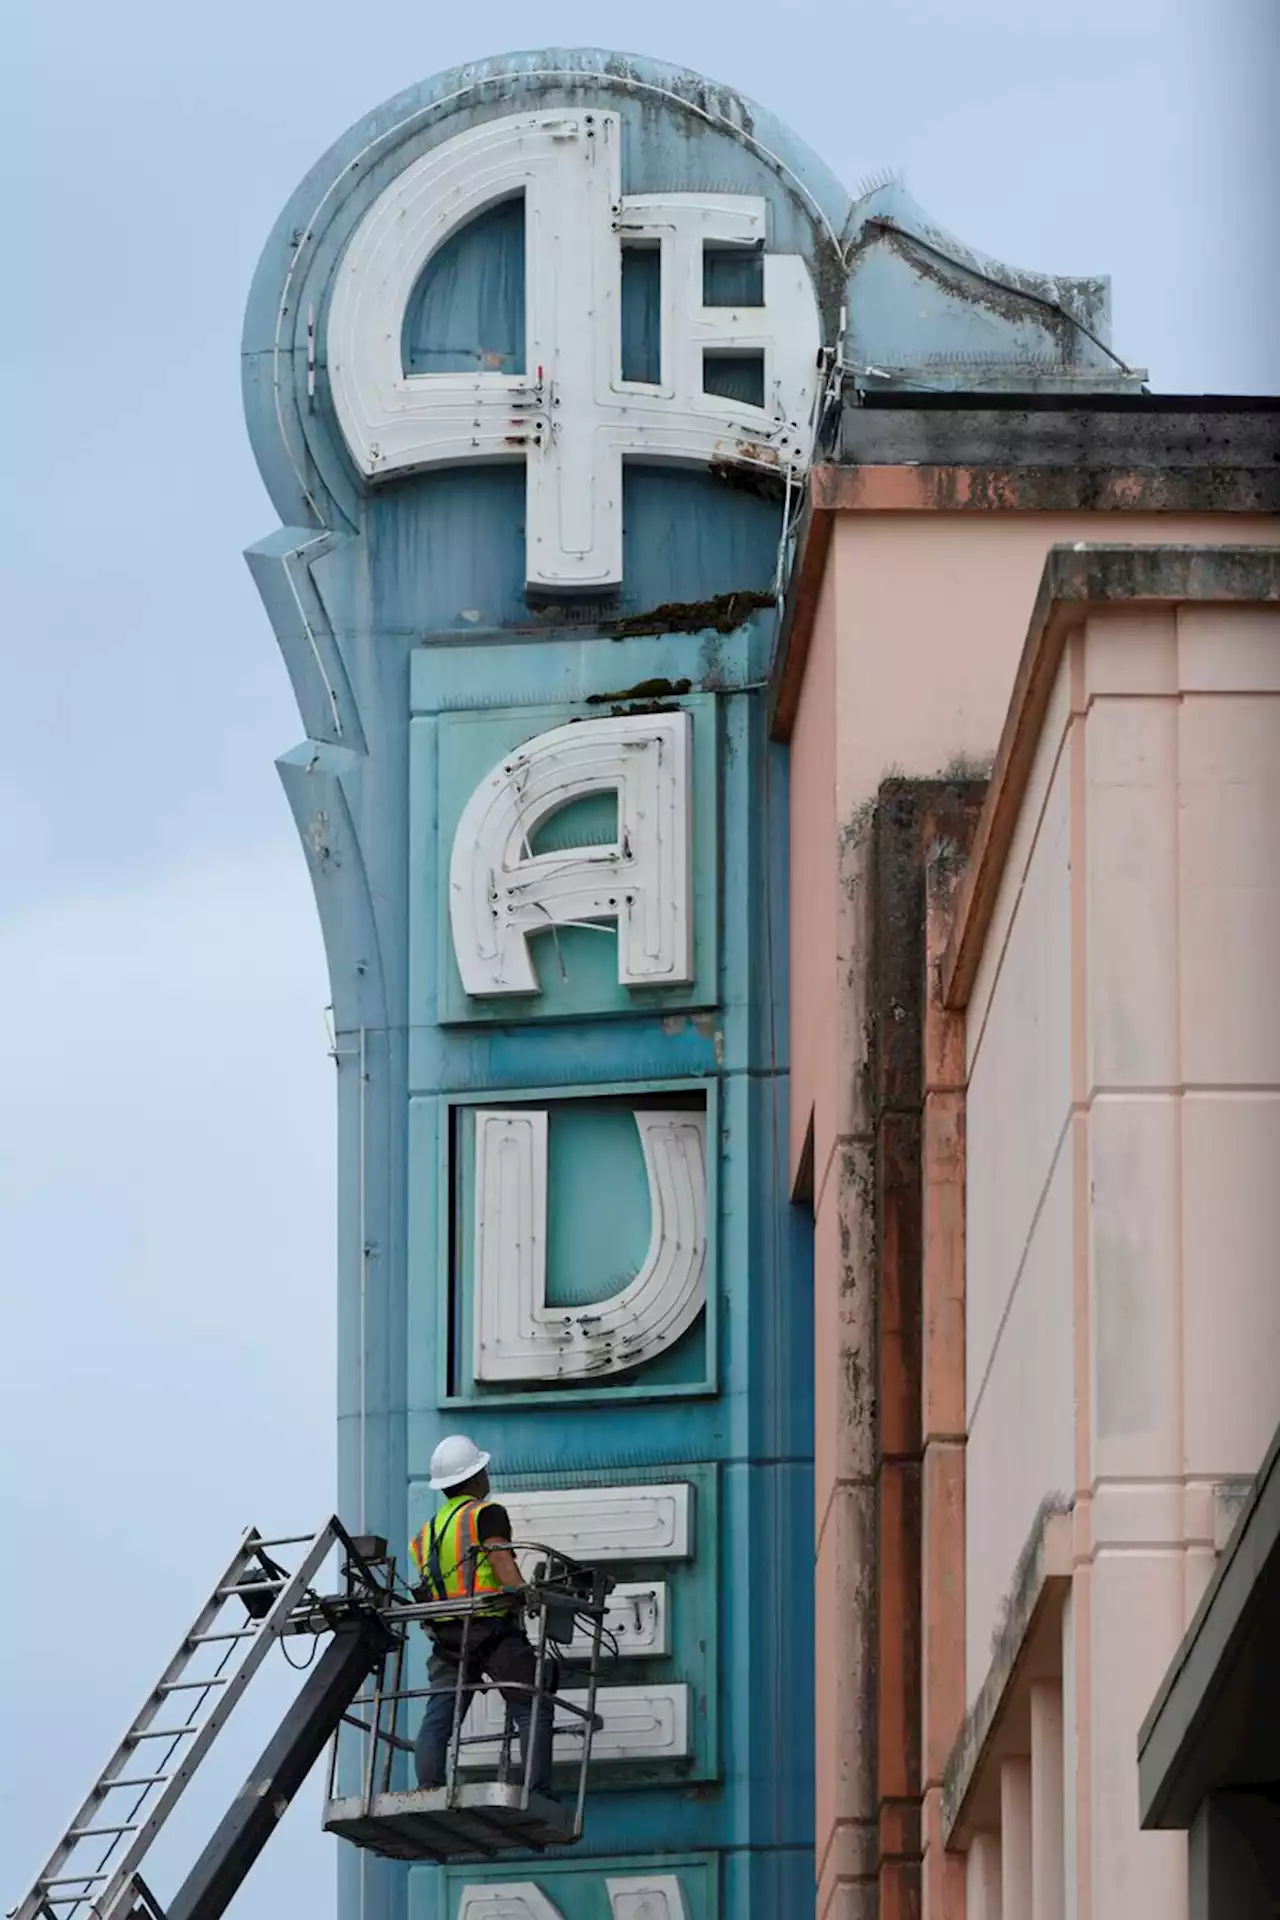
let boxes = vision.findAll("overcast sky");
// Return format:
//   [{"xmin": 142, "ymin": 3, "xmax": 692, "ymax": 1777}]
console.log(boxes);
[{"xmin": 2, "ymin": 2, "xmax": 1276, "ymax": 1914}]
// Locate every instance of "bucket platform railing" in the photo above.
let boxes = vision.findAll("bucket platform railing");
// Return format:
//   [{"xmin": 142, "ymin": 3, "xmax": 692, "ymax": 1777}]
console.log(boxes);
[{"xmin": 321, "ymin": 1544, "xmax": 615, "ymax": 1864}]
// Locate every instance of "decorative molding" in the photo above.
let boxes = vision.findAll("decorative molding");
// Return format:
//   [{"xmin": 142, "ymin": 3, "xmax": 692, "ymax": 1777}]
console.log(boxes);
[
  {"xmin": 606, "ymin": 1877, "xmax": 692, "ymax": 1920},
  {"xmin": 463, "ymin": 1683, "xmax": 690, "ymax": 1765},
  {"xmin": 449, "ymin": 710, "xmax": 693, "ymax": 1000},
  {"xmin": 559, "ymin": 1583, "xmax": 668, "ymax": 1661},
  {"xmin": 472, "ymin": 1106, "xmax": 706, "ymax": 1381},
  {"xmin": 327, "ymin": 109, "xmax": 820, "ymax": 588},
  {"xmin": 500, "ymin": 1483, "xmax": 692, "ymax": 1564},
  {"xmin": 455, "ymin": 1888, "xmax": 563, "ymax": 1920}
]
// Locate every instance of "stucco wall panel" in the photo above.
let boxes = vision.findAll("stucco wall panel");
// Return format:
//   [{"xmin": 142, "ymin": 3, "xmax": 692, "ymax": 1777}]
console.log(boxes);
[
  {"xmin": 1084, "ymin": 692, "xmax": 1180, "ymax": 1095},
  {"xmin": 813, "ymin": 1183, "xmax": 843, "ymax": 1539},
  {"xmin": 1181, "ymin": 1091, "xmax": 1280, "ymax": 1475},
  {"xmin": 1083, "ymin": 609, "xmax": 1179, "ymax": 700},
  {"xmin": 1088, "ymin": 1550, "xmax": 1187, "ymax": 1919},
  {"xmin": 965, "ymin": 1128, "xmax": 1075, "ymax": 1700},
  {"xmin": 1088, "ymin": 1094, "xmax": 1181, "ymax": 1480},
  {"xmin": 831, "ymin": 516, "xmax": 1056, "ymax": 816},
  {"xmin": 789, "ymin": 568, "xmax": 839, "ymax": 1189},
  {"xmin": 814, "ymin": 1148, "xmax": 876, "ymax": 1525},
  {"xmin": 1177, "ymin": 604, "xmax": 1280, "ymax": 691},
  {"xmin": 966, "ymin": 744, "xmax": 1072, "ymax": 1414},
  {"xmin": 1178, "ymin": 690, "xmax": 1280, "ymax": 1086},
  {"xmin": 814, "ymin": 1484, "xmax": 877, "ymax": 1911},
  {"xmin": 967, "ymin": 656, "xmax": 1072, "ymax": 1071},
  {"xmin": 828, "ymin": 515, "xmax": 1277, "ymax": 819}
]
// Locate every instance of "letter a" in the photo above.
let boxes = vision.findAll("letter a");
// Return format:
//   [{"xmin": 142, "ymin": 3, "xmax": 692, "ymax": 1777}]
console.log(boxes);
[{"xmin": 449, "ymin": 711, "xmax": 692, "ymax": 997}]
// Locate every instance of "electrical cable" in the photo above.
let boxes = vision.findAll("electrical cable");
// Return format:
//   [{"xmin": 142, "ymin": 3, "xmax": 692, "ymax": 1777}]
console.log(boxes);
[{"xmin": 281, "ymin": 1631, "xmax": 323, "ymax": 1672}]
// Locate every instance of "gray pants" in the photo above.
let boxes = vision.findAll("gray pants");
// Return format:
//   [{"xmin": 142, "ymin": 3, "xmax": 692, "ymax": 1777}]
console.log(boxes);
[{"xmin": 414, "ymin": 1626, "xmax": 556, "ymax": 1796}]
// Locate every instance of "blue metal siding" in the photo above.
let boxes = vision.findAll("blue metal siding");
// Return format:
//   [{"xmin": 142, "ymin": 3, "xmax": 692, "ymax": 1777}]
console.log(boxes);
[
  {"xmin": 403, "ymin": 195, "xmax": 526, "ymax": 376},
  {"xmin": 620, "ymin": 244, "xmax": 662, "ymax": 385}
]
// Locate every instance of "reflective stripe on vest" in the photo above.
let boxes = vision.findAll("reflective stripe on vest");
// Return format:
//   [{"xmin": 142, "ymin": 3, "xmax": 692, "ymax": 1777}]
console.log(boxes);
[{"xmin": 409, "ymin": 1495, "xmax": 505, "ymax": 1608}]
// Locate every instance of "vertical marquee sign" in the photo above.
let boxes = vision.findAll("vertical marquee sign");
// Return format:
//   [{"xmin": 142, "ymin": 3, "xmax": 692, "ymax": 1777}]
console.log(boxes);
[{"xmin": 243, "ymin": 50, "xmax": 835, "ymax": 1920}]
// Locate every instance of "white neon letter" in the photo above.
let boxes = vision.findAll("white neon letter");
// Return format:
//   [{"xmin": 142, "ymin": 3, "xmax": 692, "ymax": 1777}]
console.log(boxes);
[
  {"xmin": 326, "ymin": 110, "xmax": 821, "ymax": 589},
  {"xmin": 606, "ymin": 1877, "xmax": 692, "ymax": 1920},
  {"xmin": 449, "ymin": 711, "xmax": 692, "ymax": 998},
  {"xmin": 472, "ymin": 1108, "xmax": 706, "ymax": 1382},
  {"xmin": 456, "ymin": 1890, "xmax": 563, "ymax": 1920},
  {"xmin": 465, "ymin": 1684, "xmax": 690, "ymax": 1766}
]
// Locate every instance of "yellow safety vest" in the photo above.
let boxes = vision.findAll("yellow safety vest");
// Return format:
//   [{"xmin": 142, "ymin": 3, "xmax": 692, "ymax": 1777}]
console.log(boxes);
[{"xmin": 409, "ymin": 1495, "xmax": 508, "ymax": 1614}]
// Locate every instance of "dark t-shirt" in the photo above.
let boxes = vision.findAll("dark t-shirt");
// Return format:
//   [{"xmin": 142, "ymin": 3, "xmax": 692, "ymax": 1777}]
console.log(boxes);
[{"xmin": 475, "ymin": 1502, "xmax": 511, "ymax": 1546}]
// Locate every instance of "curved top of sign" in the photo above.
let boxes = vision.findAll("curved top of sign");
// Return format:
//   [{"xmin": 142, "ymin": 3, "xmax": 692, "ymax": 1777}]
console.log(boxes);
[{"xmin": 244, "ymin": 46, "xmax": 1137, "ymax": 543}]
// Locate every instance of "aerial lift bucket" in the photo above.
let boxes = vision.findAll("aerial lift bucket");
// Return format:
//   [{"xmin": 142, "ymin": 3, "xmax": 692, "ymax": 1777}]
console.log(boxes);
[{"xmin": 321, "ymin": 1547, "xmax": 614, "ymax": 1863}]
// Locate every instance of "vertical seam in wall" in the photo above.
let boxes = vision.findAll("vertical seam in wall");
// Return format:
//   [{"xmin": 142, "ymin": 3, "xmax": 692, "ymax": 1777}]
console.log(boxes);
[
  {"xmin": 966, "ymin": 697, "xmax": 1074, "ymax": 1078},
  {"xmin": 921, "ymin": 831, "xmax": 969, "ymax": 1824},
  {"xmin": 1172, "ymin": 665, "xmax": 1187, "ymax": 1599},
  {"xmin": 1069, "ymin": 630, "xmax": 1092, "ymax": 1920},
  {"xmin": 967, "ymin": 1107, "xmax": 1075, "ymax": 1434},
  {"xmin": 1070, "ymin": 652, "xmax": 1092, "ymax": 1503}
]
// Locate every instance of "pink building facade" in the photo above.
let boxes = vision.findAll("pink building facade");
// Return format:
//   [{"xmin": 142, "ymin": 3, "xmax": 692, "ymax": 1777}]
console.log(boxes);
[{"xmin": 771, "ymin": 397, "xmax": 1280, "ymax": 1919}]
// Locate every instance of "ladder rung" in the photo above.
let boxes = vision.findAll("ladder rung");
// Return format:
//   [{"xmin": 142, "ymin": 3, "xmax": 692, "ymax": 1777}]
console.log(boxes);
[{"xmin": 14, "ymin": 1522, "xmax": 341, "ymax": 1920}]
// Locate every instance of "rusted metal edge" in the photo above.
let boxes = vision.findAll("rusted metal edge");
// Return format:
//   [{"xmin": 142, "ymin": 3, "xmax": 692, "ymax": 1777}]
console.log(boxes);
[
  {"xmin": 941, "ymin": 1504, "xmax": 1073, "ymax": 1848},
  {"xmin": 942, "ymin": 542, "xmax": 1280, "ymax": 1012}
]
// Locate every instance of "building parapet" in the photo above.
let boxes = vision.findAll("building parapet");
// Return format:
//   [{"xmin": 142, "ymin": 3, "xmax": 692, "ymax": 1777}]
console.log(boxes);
[{"xmin": 769, "ymin": 397, "xmax": 1280, "ymax": 741}]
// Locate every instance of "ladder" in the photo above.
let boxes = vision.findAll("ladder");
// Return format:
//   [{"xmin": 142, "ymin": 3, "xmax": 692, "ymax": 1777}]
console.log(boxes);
[{"xmin": 11, "ymin": 1520, "xmax": 345, "ymax": 1920}]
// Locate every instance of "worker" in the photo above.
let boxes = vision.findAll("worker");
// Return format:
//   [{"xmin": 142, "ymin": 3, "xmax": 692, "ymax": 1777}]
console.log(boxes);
[{"xmin": 409, "ymin": 1433, "xmax": 556, "ymax": 1799}]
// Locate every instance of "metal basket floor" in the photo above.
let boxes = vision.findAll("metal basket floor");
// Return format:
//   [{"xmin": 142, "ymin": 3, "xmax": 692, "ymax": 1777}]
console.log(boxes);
[{"xmin": 323, "ymin": 1784, "xmax": 576, "ymax": 1861}]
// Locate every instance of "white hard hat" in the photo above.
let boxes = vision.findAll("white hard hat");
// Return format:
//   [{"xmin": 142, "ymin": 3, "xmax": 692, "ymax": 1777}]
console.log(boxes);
[{"xmin": 428, "ymin": 1433, "xmax": 491, "ymax": 1491}]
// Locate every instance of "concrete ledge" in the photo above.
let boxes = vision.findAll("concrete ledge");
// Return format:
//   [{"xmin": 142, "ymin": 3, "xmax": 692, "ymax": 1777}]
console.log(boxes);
[
  {"xmin": 838, "ymin": 395, "xmax": 1280, "ymax": 482},
  {"xmin": 808, "ymin": 463, "xmax": 1280, "ymax": 516},
  {"xmin": 941, "ymin": 542, "xmax": 1280, "ymax": 1010},
  {"xmin": 942, "ymin": 1500, "xmax": 1072, "ymax": 1848}
]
